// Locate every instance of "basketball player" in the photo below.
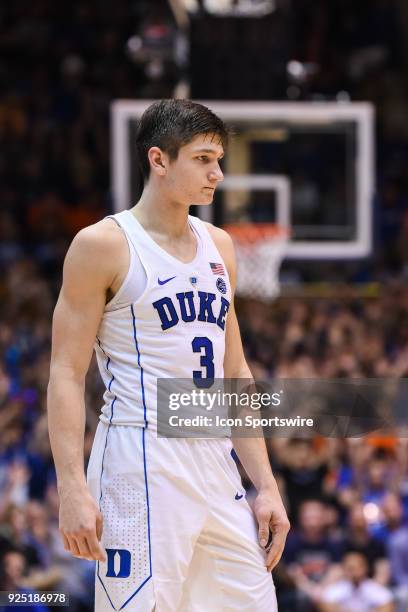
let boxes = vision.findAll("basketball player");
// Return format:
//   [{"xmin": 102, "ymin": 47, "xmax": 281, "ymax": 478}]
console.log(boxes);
[{"xmin": 48, "ymin": 100, "xmax": 290, "ymax": 611}]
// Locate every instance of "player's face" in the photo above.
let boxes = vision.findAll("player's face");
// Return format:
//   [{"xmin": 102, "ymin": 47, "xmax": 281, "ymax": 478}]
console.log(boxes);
[{"xmin": 166, "ymin": 133, "xmax": 224, "ymax": 206}]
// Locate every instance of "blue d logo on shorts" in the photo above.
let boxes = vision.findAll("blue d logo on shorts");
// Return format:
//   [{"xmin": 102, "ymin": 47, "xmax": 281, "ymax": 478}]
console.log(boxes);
[
  {"xmin": 216, "ymin": 277, "xmax": 227, "ymax": 294},
  {"xmin": 105, "ymin": 548, "xmax": 132, "ymax": 578}
]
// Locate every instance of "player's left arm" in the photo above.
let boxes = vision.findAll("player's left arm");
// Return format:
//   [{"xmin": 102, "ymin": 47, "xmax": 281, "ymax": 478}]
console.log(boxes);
[{"xmin": 206, "ymin": 223, "xmax": 290, "ymax": 572}]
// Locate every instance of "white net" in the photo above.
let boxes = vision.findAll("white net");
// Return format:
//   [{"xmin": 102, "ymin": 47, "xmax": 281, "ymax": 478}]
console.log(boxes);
[{"xmin": 224, "ymin": 224, "xmax": 288, "ymax": 301}]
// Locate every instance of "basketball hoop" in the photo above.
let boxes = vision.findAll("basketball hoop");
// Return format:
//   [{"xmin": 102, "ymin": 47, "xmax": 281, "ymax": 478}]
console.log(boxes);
[{"xmin": 224, "ymin": 223, "xmax": 288, "ymax": 301}]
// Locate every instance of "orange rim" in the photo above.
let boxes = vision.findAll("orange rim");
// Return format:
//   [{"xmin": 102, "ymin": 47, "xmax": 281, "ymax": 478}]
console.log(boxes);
[{"xmin": 223, "ymin": 223, "xmax": 288, "ymax": 244}]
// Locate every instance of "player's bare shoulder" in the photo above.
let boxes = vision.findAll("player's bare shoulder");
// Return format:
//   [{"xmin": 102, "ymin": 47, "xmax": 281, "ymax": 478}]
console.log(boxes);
[
  {"xmin": 204, "ymin": 222, "xmax": 236, "ymax": 281},
  {"xmin": 63, "ymin": 217, "xmax": 129, "ymax": 299}
]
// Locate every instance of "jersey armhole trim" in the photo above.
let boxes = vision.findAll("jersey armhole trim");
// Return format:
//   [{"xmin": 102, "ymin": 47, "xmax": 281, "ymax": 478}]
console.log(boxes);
[{"xmin": 104, "ymin": 216, "xmax": 134, "ymax": 310}]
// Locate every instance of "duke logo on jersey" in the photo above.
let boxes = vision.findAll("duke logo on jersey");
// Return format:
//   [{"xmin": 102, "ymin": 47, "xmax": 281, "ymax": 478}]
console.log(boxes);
[{"xmin": 153, "ymin": 290, "xmax": 230, "ymax": 331}]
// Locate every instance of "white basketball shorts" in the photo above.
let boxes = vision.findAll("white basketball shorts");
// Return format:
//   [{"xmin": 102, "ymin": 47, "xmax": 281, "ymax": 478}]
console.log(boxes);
[{"xmin": 86, "ymin": 422, "xmax": 277, "ymax": 611}]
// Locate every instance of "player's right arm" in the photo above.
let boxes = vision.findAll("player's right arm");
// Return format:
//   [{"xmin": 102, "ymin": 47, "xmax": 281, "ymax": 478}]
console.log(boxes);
[{"xmin": 47, "ymin": 220, "xmax": 126, "ymax": 562}]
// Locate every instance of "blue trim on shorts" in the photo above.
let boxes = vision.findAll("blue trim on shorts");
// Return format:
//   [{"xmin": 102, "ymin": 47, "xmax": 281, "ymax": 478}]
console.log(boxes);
[
  {"xmin": 118, "ymin": 426, "xmax": 152, "ymax": 610},
  {"xmin": 142, "ymin": 427, "xmax": 153, "ymax": 577}
]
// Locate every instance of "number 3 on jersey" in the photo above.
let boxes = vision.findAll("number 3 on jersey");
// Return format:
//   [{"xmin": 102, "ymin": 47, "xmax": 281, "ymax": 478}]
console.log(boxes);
[{"xmin": 192, "ymin": 337, "xmax": 214, "ymax": 388}]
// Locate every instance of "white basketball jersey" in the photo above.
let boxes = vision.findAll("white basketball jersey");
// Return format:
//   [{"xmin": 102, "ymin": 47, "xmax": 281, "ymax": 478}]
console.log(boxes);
[{"xmin": 94, "ymin": 210, "xmax": 232, "ymax": 430}]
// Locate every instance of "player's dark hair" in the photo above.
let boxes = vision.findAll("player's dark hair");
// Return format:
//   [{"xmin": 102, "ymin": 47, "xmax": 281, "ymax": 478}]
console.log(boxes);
[{"xmin": 136, "ymin": 99, "xmax": 229, "ymax": 179}]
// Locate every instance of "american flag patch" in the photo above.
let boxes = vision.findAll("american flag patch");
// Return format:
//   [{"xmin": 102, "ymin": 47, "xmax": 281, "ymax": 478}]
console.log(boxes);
[{"xmin": 210, "ymin": 262, "xmax": 225, "ymax": 275}]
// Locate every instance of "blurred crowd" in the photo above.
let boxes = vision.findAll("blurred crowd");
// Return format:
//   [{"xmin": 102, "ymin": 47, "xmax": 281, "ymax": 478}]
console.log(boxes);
[
  {"xmin": 238, "ymin": 295, "xmax": 408, "ymax": 610},
  {"xmin": 1, "ymin": 0, "xmax": 408, "ymax": 610}
]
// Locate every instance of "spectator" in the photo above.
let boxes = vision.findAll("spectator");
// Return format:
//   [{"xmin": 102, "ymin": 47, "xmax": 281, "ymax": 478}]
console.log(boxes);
[
  {"xmin": 0, "ymin": 549, "xmax": 48, "ymax": 612},
  {"xmin": 319, "ymin": 551, "xmax": 394, "ymax": 612},
  {"xmin": 274, "ymin": 438, "xmax": 332, "ymax": 523},
  {"xmin": 0, "ymin": 504, "xmax": 40, "ymax": 570},
  {"xmin": 281, "ymin": 499, "xmax": 343, "ymax": 610},
  {"xmin": 343, "ymin": 502, "xmax": 387, "ymax": 579},
  {"xmin": 382, "ymin": 493, "xmax": 408, "ymax": 611}
]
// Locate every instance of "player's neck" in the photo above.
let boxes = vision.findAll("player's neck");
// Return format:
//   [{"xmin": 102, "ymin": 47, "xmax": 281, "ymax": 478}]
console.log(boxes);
[{"xmin": 131, "ymin": 186, "xmax": 191, "ymax": 239}]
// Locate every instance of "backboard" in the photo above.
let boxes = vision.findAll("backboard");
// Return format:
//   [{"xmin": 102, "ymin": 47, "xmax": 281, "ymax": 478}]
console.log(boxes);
[{"xmin": 112, "ymin": 100, "xmax": 375, "ymax": 259}]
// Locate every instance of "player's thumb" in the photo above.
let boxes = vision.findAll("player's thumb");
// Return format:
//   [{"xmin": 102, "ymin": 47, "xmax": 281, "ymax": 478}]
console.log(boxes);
[
  {"xmin": 96, "ymin": 512, "xmax": 106, "ymax": 561},
  {"xmin": 96, "ymin": 511, "xmax": 104, "ymax": 541},
  {"xmin": 258, "ymin": 521, "xmax": 269, "ymax": 548}
]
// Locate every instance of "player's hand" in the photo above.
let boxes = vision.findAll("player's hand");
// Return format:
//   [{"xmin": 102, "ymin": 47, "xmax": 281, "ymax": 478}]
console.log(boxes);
[
  {"xmin": 58, "ymin": 485, "xmax": 106, "ymax": 562},
  {"xmin": 253, "ymin": 489, "xmax": 290, "ymax": 572}
]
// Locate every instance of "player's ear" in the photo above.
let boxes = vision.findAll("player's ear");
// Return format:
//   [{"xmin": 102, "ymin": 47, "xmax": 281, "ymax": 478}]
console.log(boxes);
[{"xmin": 148, "ymin": 147, "xmax": 167, "ymax": 177}]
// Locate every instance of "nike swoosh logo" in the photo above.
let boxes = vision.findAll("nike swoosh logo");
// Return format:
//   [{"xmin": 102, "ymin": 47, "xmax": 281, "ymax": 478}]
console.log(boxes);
[
  {"xmin": 158, "ymin": 276, "xmax": 176, "ymax": 285},
  {"xmin": 235, "ymin": 493, "xmax": 244, "ymax": 500}
]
